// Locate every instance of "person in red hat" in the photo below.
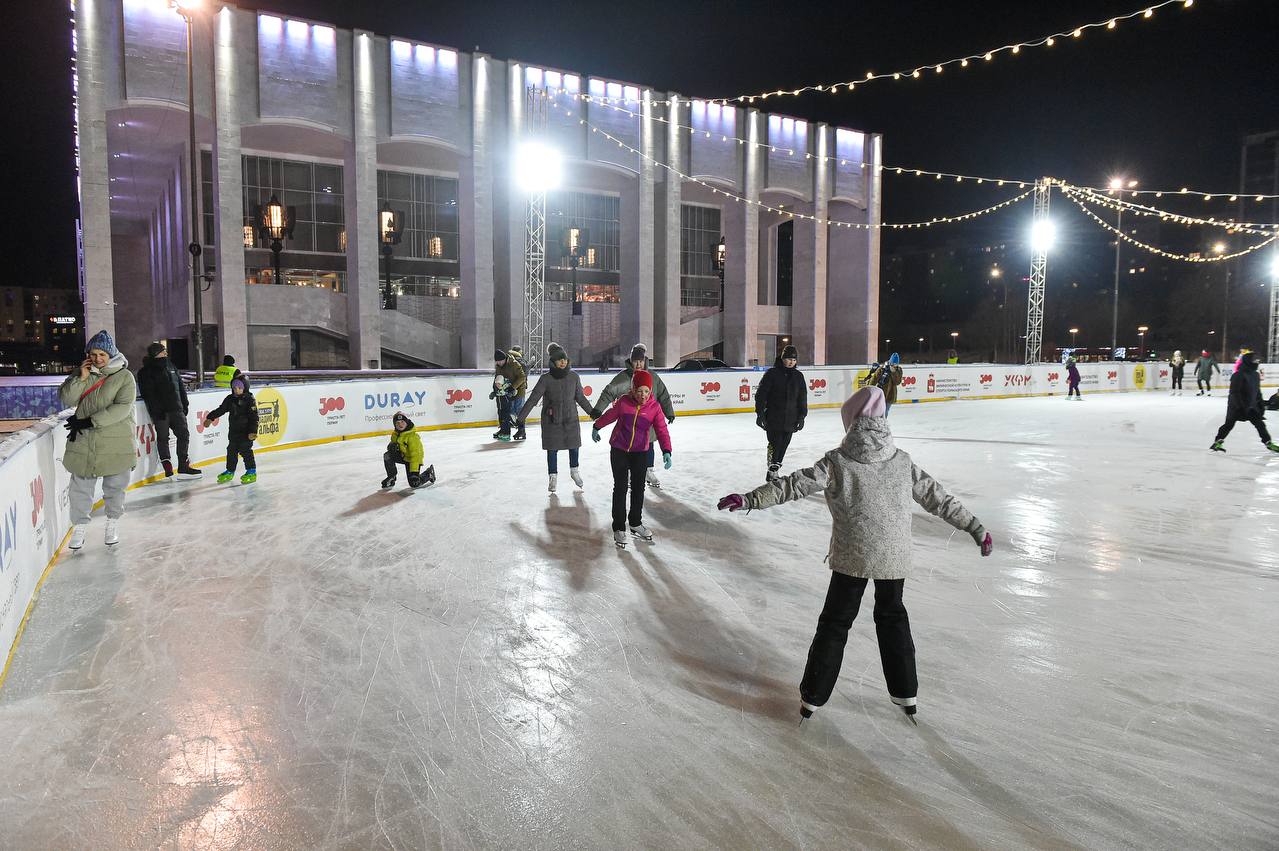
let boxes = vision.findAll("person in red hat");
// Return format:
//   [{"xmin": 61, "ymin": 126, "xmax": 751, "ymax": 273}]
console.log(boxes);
[
  {"xmin": 592, "ymin": 369, "xmax": 673, "ymax": 548},
  {"xmin": 1195, "ymin": 350, "xmax": 1220, "ymax": 396}
]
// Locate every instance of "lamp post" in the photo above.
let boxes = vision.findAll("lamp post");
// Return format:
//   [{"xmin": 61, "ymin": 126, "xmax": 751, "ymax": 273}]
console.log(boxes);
[
  {"xmin": 990, "ymin": 265, "xmax": 1005, "ymax": 361},
  {"xmin": 172, "ymin": 0, "xmax": 205, "ymax": 381},
  {"xmin": 1109, "ymin": 177, "xmax": 1138, "ymax": 354},
  {"xmin": 713, "ymin": 236, "xmax": 727, "ymax": 311},
  {"xmin": 1069, "ymin": 327, "xmax": 1079, "ymax": 348},
  {"xmin": 917, "ymin": 336, "xmax": 924, "ymax": 358},
  {"xmin": 256, "ymin": 194, "xmax": 294, "ymax": 292},
  {"xmin": 565, "ymin": 224, "xmax": 589, "ymax": 317},
  {"xmin": 950, "ymin": 331, "xmax": 959, "ymax": 363},
  {"xmin": 1212, "ymin": 241, "xmax": 1230, "ymax": 361},
  {"xmin": 379, "ymin": 204, "xmax": 403, "ymax": 310},
  {"xmin": 1137, "ymin": 325, "xmax": 1148, "ymax": 359}
]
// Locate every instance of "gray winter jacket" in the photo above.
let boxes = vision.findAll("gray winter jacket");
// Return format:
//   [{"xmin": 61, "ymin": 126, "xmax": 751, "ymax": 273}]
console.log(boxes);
[
  {"xmin": 744, "ymin": 417, "xmax": 984, "ymax": 580},
  {"xmin": 519, "ymin": 367, "xmax": 595, "ymax": 451}
]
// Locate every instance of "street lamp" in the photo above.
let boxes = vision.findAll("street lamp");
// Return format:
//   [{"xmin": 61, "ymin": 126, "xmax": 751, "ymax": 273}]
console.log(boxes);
[
  {"xmin": 917, "ymin": 336, "xmax": 925, "ymax": 357},
  {"xmin": 1137, "ymin": 325, "xmax": 1148, "ymax": 359},
  {"xmin": 990, "ymin": 265, "xmax": 1006, "ymax": 360},
  {"xmin": 172, "ymin": 0, "xmax": 206, "ymax": 381},
  {"xmin": 256, "ymin": 194, "xmax": 294, "ymax": 291},
  {"xmin": 1069, "ymin": 327, "xmax": 1079, "ymax": 348},
  {"xmin": 713, "ymin": 236, "xmax": 727, "ymax": 311},
  {"xmin": 564, "ymin": 224, "xmax": 590, "ymax": 316},
  {"xmin": 1109, "ymin": 176, "xmax": 1137, "ymax": 355},
  {"xmin": 379, "ymin": 204, "xmax": 403, "ymax": 310}
]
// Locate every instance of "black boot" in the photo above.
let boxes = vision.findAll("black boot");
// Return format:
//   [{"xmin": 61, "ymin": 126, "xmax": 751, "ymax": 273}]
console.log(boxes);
[
  {"xmin": 176, "ymin": 459, "xmax": 202, "ymax": 476},
  {"xmin": 381, "ymin": 475, "xmax": 396, "ymax": 489}
]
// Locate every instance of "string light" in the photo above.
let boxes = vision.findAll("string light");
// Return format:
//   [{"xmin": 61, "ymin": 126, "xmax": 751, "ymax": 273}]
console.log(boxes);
[
  {"xmin": 1068, "ymin": 192, "xmax": 1279, "ymax": 262},
  {"xmin": 1062, "ymin": 185, "xmax": 1279, "ymax": 234},
  {"xmin": 710, "ymin": 0, "xmax": 1191, "ymax": 105},
  {"xmin": 1067, "ymin": 181, "xmax": 1279, "ymax": 201}
]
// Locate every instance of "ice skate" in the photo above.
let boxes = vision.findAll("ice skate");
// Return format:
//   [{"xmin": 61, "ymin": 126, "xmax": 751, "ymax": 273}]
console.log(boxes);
[
  {"xmin": 570, "ymin": 468, "xmax": 584, "ymax": 489},
  {"xmin": 629, "ymin": 523, "xmax": 654, "ymax": 543},
  {"xmin": 1210, "ymin": 441, "xmax": 1225, "ymax": 452},
  {"xmin": 176, "ymin": 461, "xmax": 202, "ymax": 477},
  {"xmin": 799, "ymin": 700, "xmax": 818, "ymax": 720},
  {"xmin": 891, "ymin": 695, "xmax": 917, "ymax": 724},
  {"xmin": 548, "ymin": 473, "xmax": 557, "ymax": 493},
  {"xmin": 513, "ymin": 426, "xmax": 527, "ymax": 441},
  {"xmin": 381, "ymin": 475, "xmax": 396, "ymax": 489},
  {"xmin": 1267, "ymin": 442, "xmax": 1279, "ymax": 453},
  {"xmin": 68, "ymin": 525, "xmax": 87, "ymax": 550},
  {"xmin": 240, "ymin": 470, "xmax": 257, "ymax": 484},
  {"xmin": 162, "ymin": 460, "xmax": 174, "ymax": 478},
  {"xmin": 217, "ymin": 471, "xmax": 235, "ymax": 483},
  {"xmin": 645, "ymin": 469, "xmax": 661, "ymax": 489},
  {"xmin": 1196, "ymin": 390, "xmax": 1204, "ymax": 396},
  {"xmin": 766, "ymin": 462, "xmax": 781, "ymax": 482},
  {"xmin": 613, "ymin": 529, "xmax": 627, "ymax": 549},
  {"xmin": 423, "ymin": 465, "xmax": 436, "ymax": 485},
  {"xmin": 496, "ymin": 432, "xmax": 512, "ymax": 443},
  {"xmin": 104, "ymin": 520, "xmax": 119, "ymax": 546}
]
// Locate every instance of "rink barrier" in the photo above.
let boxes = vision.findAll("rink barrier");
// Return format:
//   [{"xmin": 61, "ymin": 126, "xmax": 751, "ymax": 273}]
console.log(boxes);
[{"xmin": 0, "ymin": 359, "xmax": 1266, "ymax": 691}]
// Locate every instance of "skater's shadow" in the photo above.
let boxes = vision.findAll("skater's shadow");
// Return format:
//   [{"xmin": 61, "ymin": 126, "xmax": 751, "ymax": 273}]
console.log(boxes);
[
  {"xmin": 476, "ymin": 441, "xmax": 523, "ymax": 451},
  {"xmin": 513, "ymin": 491, "xmax": 604, "ymax": 589},
  {"xmin": 640, "ymin": 495, "xmax": 790, "ymax": 587},
  {"xmin": 340, "ymin": 490, "xmax": 411, "ymax": 517}
]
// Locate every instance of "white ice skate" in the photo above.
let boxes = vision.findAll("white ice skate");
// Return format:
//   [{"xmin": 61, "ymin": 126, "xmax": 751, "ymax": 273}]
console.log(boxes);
[
  {"xmin": 104, "ymin": 520, "xmax": 120, "ymax": 546},
  {"xmin": 548, "ymin": 473, "xmax": 557, "ymax": 493},
  {"xmin": 613, "ymin": 529, "xmax": 627, "ymax": 549},
  {"xmin": 68, "ymin": 525, "xmax": 87, "ymax": 550},
  {"xmin": 645, "ymin": 469, "xmax": 661, "ymax": 489},
  {"xmin": 629, "ymin": 523, "xmax": 654, "ymax": 543},
  {"xmin": 570, "ymin": 468, "xmax": 583, "ymax": 489}
]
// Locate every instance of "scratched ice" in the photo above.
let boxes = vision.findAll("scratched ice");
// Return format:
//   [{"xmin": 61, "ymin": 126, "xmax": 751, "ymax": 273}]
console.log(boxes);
[{"xmin": 0, "ymin": 394, "xmax": 1276, "ymax": 849}]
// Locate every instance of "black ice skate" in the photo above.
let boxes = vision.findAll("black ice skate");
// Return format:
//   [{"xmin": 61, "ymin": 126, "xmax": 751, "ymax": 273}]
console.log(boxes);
[
  {"xmin": 424, "ymin": 464, "xmax": 436, "ymax": 484},
  {"xmin": 513, "ymin": 425, "xmax": 526, "ymax": 441},
  {"xmin": 799, "ymin": 700, "xmax": 818, "ymax": 721},
  {"xmin": 381, "ymin": 475, "xmax": 396, "ymax": 489},
  {"xmin": 891, "ymin": 695, "xmax": 918, "ymax": 724}
]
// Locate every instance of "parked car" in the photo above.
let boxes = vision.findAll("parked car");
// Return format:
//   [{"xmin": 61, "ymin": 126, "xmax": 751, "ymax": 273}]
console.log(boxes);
[{"xmin": 670, "ymin": 358, "xmax": 731, "ymax": 371}]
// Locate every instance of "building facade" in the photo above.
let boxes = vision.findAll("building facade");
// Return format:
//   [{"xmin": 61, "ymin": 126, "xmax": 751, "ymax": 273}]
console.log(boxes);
[{"xmin": 72, "ymin": 0, "xmax": 881, "ymax": 370}]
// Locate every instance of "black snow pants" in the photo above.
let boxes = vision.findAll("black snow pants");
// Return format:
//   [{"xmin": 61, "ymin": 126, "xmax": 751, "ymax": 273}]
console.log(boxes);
[
  {"xmin": 1171, "ymin": 366, "xmax": 1184, "ymax": 390},
  {"xmin": 153, "ymin": 410, "xmax": 190, "ymax": 463},
  {"xmin": 800, "ymin": 573, "xmax": 916, "ymax": 706},
  {"xmin": 225, "ymin": 437, "xmax": 255, "ymax": 473},
  {"xmin": 766, "ymin": 428, "xmax": 793, "ymax": 467},
  {"xmin": 384, "ymin": 445, "xmax": 417, "ymax": 478},
  {"xmin": 1215, "ymin": 411, "xmax": 1271, "ymax": 445}
]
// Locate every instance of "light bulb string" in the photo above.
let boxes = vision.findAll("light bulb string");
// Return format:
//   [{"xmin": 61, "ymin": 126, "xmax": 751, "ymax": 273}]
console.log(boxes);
[
  {"xmin": 553, "ymin": 102, "xmax": 1033, "ymax": 230},
  {"xmin": 1063, "ymin": 182, "xmax": 1279, "ymax": 202},
  {"xmin": 1062, "ymin": 185, "xmax": 1279, "ymax": 234},
  {"xmin": 713, "ymin": 0, "xmax": 1192, "ymax": 105},
  {"xmin": 1067, "ymin": 192, "xmax": 1279, "ymax": 262}
]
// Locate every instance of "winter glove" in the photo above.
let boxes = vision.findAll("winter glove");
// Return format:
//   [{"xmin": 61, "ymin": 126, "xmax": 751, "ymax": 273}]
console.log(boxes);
[
  {"xmin": 591, "ymin": 427, "xmax": 601, "ymax": 443},
  {"xmin": 662, "ymin": 451, "xmax": 672, "ymax": 470},
  {"xmin": 666, "ymin": 414, "xmax": 675, "ymax": 424},
  {"xmin": 63, "ymin": 416, "xmax": 92, "ymax": 441},
  {"xmin": 407, "ymin": 470, "xmax": 422, "ymax": 488},
  {"xmin": 794, "ymin": 419, "xmax": 805, "ymax": 432},
  {"xmin": 717, "ymin": 493, "xmax": 746, "ymax": 512},
  {"xmin": 756, "ymin": 414, "xmax": 767, "ymax": 430},
  {"xmin": 248, "ymin": 433, "xmax": 257, "ymax": 442},
  {"xmin": 972, "ymin": 527, "xmax": 993, "ymax": 557}
]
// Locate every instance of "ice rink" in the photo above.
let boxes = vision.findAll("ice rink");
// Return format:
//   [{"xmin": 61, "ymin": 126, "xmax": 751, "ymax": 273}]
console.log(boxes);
[{"xmin": 0, "ymin": 392, "xmax": 1275, "ymax": 849}]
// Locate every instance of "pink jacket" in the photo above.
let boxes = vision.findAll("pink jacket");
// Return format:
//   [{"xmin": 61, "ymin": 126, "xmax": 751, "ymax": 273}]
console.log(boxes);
[{"xmin": 595, "ymin": 393, "xmax": 673, "ymax": 454}]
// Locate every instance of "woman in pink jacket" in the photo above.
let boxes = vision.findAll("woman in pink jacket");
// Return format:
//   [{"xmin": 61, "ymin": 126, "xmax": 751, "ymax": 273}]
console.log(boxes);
[{"xmin": 592, "ymin": 370, "xmax": 673, "ymax": 548}]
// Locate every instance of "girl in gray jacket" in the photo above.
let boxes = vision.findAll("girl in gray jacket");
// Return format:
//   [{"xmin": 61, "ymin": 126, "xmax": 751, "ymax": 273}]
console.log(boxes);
[
  {"xmin": 518, "ymin": 342, "xmax": 596, "ymax": 492},
  {"xmin": 718, "ymin": 386, "xmax": 993, "ymax": 722}
]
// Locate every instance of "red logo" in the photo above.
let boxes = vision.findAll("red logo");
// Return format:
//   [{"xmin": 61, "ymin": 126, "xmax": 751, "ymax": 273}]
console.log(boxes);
[
  {"xmin": 319, "ymin": 396, "xmax": 346, "ymax": 415},
  {"xmin": 901, "ymin": 375, "xmax": 917, "ymax": 386},
  {"xmin": 739, "ymin": 380, "xmax": 752, "ymax": 402},
  {"xmin": 1159, "ymin": 369, "xmax": 1169, "ymax": 379},
  {"xmin": 583, "ymin": 385, "xmax": 594, "ymax": 396},
  {"xmin": 445, "ymin": 388, "xmax": 474, "ymax": 405},
  {"xmin": 700, "ymin": 382, "xmax": 722, "ymax": 395},
  {"xmin": 979, "ymin": 374, "xmax": 993, "ymax": 385},
  {"xmin": 927, "ymin": 373, "xmax": 936, "ymax": 394},
  {"xmin": 1107, "ymin": 370, "xmax": 1118, "ymax": 381},
  {"xmin": 29, "ymin": 476, "xmax": 44, "ymax": 527},
  {"xmin": 196, "ymin": 411, "xmax": 220, "ymax": 433},
  {"xmin": 135, "ymin": 423, "xmax": 155, "ymax": 457},
  {"xmin": 1004, "ymin": 374, "xmax": 1032, "ymax": 387},
  {"xmin": 809, "ymin": 378, "xmax": 827, "ymax": 390},
  {"xmin": 1047, "ymin": 372, "xmax": 1059, "ymax": 382}
]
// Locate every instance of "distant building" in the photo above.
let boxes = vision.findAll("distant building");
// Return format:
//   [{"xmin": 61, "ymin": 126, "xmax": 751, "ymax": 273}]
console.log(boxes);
[{"xmin": 0, "ymin": 287, "xmax": 82, "ymax": 373}]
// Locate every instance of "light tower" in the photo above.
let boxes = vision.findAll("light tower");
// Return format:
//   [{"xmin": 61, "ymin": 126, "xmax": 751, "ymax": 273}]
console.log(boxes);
[
  {"xmin": 1025, "ymin": 179, "xmax": 1054, "ymax": 364},
  {"xmin": 518, "ymin": 87, "xmax": 560, "ymax": 371}
]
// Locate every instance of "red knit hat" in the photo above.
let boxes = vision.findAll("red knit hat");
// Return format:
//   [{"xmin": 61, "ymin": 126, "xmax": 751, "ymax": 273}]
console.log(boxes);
[{"xmin": 632, "ymin": 370, "xmax": 653, "ymax": 391}]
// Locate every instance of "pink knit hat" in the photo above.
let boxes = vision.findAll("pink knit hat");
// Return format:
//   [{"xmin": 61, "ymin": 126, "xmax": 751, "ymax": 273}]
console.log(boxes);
[{"xmin": 841, "ymin": 386, "xmax": 887, "ymax": 429}]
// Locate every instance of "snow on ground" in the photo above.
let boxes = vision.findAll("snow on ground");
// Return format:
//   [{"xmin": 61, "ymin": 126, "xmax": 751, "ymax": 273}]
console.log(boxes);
[{"xmin": 0, "ymin": 392, "xmax": 1276, "ymax": 849}]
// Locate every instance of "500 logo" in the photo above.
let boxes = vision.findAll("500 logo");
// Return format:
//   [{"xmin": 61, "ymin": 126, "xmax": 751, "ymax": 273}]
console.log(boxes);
[
  {"xmin": 901, "ymin": 375, "xmax": 917, "ymax": 386},
  {"xmin": 29, "ymin": 476, "xmax": 44, "ymax": 527},
  {"xmin": 699, "ymin": 382, "xmax": 722, "ymax": 395},
  {"xmin": 445, "ymin": 388, "xmax": 473, "ymax": 405},
  {"xmin": 979, "ymin": 374, "xmax": 993, "ymax": 385},
  {"xmin": 195, "ymin": 411, "xmax": 220, "ymax": 434},
  {"xmin": 808, "ymin": 379, "xmax": 827, "ymax": 390},
  {"xmin": 319, "ymin": 397, "xmax": 346, "ymax": 415}
]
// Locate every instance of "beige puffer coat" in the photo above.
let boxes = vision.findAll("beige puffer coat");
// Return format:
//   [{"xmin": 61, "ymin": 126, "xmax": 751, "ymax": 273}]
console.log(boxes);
[
  {"xmin": 59, "ymin": 353, "xmax": 138, "ymax": 478},
  {"xmin": 745, "ymin": 416, "xmax": 984, "ymax": 579}
]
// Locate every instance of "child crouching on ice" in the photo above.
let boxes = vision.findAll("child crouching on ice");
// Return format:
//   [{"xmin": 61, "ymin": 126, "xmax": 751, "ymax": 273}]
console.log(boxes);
[
  {"xmin": 717, "ymin": 386, "xmax": 993, "ymax": 723},
  {"xmin": 204, "ymin": 375, "xmax": 259, "ymax": 484},
  {"xmin": 382, "ymin": 411, "xmax": 435, "ymax": 489}
]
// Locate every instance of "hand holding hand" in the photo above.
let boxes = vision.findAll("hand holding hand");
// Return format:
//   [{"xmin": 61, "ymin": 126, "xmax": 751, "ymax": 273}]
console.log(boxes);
[
  {"xmin": 591, "ymin": 428, "xmax": 601, "ymax": 443},
  {"xmin": 663, "ymin": 451, "xmax": 672, "ymax": 470},
  {"xmin": 717, "ymin": 494, "xmax": 745, "ymax": 512},
  {"xmin": 202, "ymin": 419, "xmax": 212, "ymax": 429}
]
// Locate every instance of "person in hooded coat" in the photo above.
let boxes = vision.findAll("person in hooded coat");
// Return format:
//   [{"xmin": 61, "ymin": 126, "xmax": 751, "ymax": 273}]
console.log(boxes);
[
  {"xmin": 1195, "ymin": 350, "xmax": 1220, "ymax": 396},
  {"xmin": 1169, "ymin": 350, "xmax": 1186, "ymax": 395},
  {"xmin": 60, "ymin": 329, "xmax": 137, "ymax": 549},
  {"xmin": 203, "ymin": 375, "xmax": 260, "ymax": 483},
  {"xmin": 137, "ymin": 341, "xmax": 200, "ymax": 478},
  {"xmin": 717, "ymin": 386, "xmax": 993, "ymax": 722},
  {"xmin": 518, "ymin": 342, "xmax": 596, "ymax": 492},
  {"xmin": 1066, "ymin": 356, "xmax": 1082, "ymax": 400},
  {"xmin": 863, "ymin": 353, "xmax": 904, "ymax": 412},
  {"xmin": 755, "ymin": 344, "xmax": 808, "ymax": 481},
  {"xmin": 1210, "ymin": 351, "xmax": 1278, "ymax": 453},
  {"xmin": 382, "ymin": 411, "xmax": 435, "ymax": 488},
  {"xmin": 593, "ymin": 343, "xmax": 675, "ymax": 488}
]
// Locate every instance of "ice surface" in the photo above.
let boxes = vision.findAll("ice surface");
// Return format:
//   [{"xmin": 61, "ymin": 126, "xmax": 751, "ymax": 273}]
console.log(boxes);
[{"xmin": 0, "ymin": 393, "xmax": 1276, "ymax": 849}]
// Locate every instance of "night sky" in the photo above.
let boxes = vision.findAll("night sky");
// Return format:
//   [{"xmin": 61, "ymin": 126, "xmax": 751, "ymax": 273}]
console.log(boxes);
[{"xmin": 5, "ymin": 0, "xmax": 1276, "ymax": 349}]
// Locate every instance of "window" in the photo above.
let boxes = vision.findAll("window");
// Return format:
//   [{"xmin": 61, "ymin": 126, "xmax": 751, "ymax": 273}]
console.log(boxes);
[
  {"xmin": 547, "ymin": 192, "xmax": 620, "ymax": 272},
  {"xmin": 680, "ymin": 204, "xmax": 722, "ymax": 307},
  {"xmin": 545, "ymin": 282, "xmax": 620, "ymax": 303},
  {"xmin": 242, "ymin": 156, "xmax": 345, "ymax": 255},
  {"xmin": 390, "ymin": 274, "xmax": 462, "ymax": 298},
  {"xmin": 246, "ymin": 267, "xmax": 346, "ymax": 292},
  {"xmin": 377, "ymin": 171, "xmax": 460, "ymax": 261},
  {"xmin": 776, "ymin": 219, "xmax": 793, "ymax": 307}
]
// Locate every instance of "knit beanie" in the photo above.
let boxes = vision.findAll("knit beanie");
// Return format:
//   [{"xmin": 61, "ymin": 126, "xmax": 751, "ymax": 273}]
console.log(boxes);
[
  {"xmin": 781, "ymin": 344, "xmax": 798, "ymax": 360},
  {"xmin": 509, "ymin": 345, "xmax": 523, "ymax": 357},
  {"xmin": 840, "ymin": 386, "xmax": 886, "ymax": 429},
  {"xmin": 86, "ymin": 329, "xmax": 118, "ymax": 357},
  {"xmin": 223, "ymin": 354, "xmax": 235, "ymax": 366},
  {"xmin": 495, "ymin": 349, "xmax": 507, "ymax": 362},
  {"xmin": 1201, "ymin": 350, "xmax": 1210, "ymax": 358},
  {"xmin": 547, "ymin": 342, "xmax": 568, "ymax": 363},
  {"xmin": 632, "ymin": 369, "xmax": 654, "ymax": 391},
  {"xmin": 146, "ymin": 342, "xmax": 166, "ymax": 359},
  {"xmin": 629, "ymin": 343, "xmax": 647, "ymax": 364}
]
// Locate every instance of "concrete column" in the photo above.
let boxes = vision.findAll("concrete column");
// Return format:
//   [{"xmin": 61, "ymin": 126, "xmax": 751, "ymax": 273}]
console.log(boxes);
[
  {"xmin": 825, "ymin": 134, "xmax": 881, "ymax": 364},
  {"xmin": 74, "ymin": 0, "xmax": 117, "ymax": 340},
  {"xmin": 211, "ymin": 7, "xmax": 248, "ymax": 364},
  {"xmin": 498, "ymin": 61, "xmax": 525, "ymax": 351},
  {"xmin": 722, "ymin": 110, "xmax": 761, "ymax": 366},
  {"xmin": 654, "ymin": 93, "xmax": 683, "ymax": 367},
  {"xmin": 619, "ymin": 90, "xmax": 657, "ymax": 355},
  {"xmin": 345, "ymin": 30, "xmax": 382, "ymax": 368},
  {"xmin": 792, "ymin": 125, "xmax": 830, "ymax": 366},
  {"xmin": 459, "ymin": 53, "xmax": 496, "ymax": 368}
]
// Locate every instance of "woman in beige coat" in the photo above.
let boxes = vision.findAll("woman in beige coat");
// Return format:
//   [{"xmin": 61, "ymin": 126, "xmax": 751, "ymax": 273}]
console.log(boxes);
[{"xmin": 59, "ymin": 329, "xmax": 137, "ymax": 549}]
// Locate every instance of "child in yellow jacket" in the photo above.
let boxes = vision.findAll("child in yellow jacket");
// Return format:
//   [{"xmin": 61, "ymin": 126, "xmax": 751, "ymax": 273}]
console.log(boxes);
[{"xmin": 382, "ymin": 411, "xmax": 435, "ymax": 489}]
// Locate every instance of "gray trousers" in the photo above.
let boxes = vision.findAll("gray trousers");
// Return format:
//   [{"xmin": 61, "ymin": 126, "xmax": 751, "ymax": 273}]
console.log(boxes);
[{"xmin": 69, "ymin": 472, "xmax": 130, "ymax": 525}]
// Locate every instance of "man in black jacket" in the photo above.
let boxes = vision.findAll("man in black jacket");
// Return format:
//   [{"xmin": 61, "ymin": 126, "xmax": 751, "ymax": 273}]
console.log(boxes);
[
  {"xmin": 755, "ymin": 344, "xmax": 808, "ymax": 481},
  {"xmin": 1211, "ymin": 351, "xmax": 1278, "ymax": 453},
  {"xmin": 137, "ymin": 342, "xmax": 201, "ymax": 478}
]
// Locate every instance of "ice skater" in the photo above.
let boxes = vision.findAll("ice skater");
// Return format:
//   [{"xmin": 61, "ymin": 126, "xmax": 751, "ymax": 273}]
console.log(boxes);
[
  {"xmin": 755, "ymin": 344, "xmax": 808, "ymax": 481},
  {"xmin": 1169, "ymin": 350, "xmax": 1186, "ymax": 395},
  {"xmin": 491, "ymin": 349, "xmax": 527, "ymax": 441},
  {"xmin": 136, "ymin": 341, "xmax": 200, "ymax": 479},
  {"xmin": 382, "ymin": 411, "xmax": 435, "ymax": 489},
  {"xmin": 1210, "ymin": 351, "xmax": 1278, "ymax": 453},
  {"xmin": 518, "ymin": 342, "xmax": 596, "ymax": 492},
  {"xmin": 862, "ymin": 353, "xmax": 903, "ymax": 413},
  {"xmin": 1195, "ymin": 350, "xmax": 1220, "ymax": 396},
  {"xmin": 594, "ymin": 343, "xmax": 675, "ymax": 488},
  {"xmin": 592, "ymin": 370, "xmax": 672, "ymax": 548},
  {"xmin": 203, "ymin": 375, "xmax": 259, "ymax": 483},
  {"xmin": 717, "ymin": 386, "xmax": 993, "ymax": 723},
  {"xmin": 1065, "ymin": 356, "xmax": 1082, "ymax": 400}
]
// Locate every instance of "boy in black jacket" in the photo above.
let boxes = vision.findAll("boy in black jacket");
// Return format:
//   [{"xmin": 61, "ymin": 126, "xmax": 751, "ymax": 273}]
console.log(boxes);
[
  {"xmin": 203, "ymin": 375, "xmax": 260, "ymax": 483},
  {"xmin": 755, "ymin": 344, "xmax": 808, "ymax": 481},
  {"xmin": 1211, "ymin": 351, "xmax": 1278, "ymax": 453}
]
